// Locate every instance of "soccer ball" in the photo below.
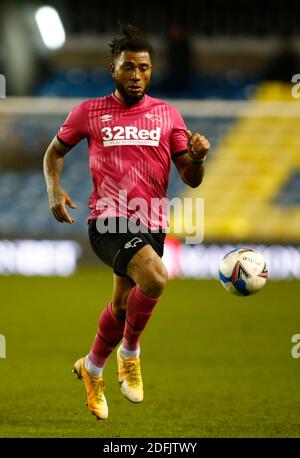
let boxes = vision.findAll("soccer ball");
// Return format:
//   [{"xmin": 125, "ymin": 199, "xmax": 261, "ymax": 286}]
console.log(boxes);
[{"xmin": 219, "ymin": 247, "xmax": 268, "ymax": 296}]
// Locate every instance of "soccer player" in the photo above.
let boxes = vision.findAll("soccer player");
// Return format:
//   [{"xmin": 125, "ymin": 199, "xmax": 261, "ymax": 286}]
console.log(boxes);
[{"xmin": 43, "ymin": 23, "xmax": 210, "ymax": 420}]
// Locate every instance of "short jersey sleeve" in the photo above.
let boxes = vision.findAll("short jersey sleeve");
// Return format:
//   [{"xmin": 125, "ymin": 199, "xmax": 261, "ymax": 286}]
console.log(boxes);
[
  {"xmin": 169, "ymin": 105, "xmax": 188, "ymax": 158},
  {"xmin": 57, "ymin": 102, "xmax": 87, "ymax": 147}
]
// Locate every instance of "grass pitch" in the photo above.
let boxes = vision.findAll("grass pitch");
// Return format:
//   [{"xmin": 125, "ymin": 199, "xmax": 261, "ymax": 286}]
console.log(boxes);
[{"xmin": 0, "ymin": 268, "xmax": 300, "ymax": 438}]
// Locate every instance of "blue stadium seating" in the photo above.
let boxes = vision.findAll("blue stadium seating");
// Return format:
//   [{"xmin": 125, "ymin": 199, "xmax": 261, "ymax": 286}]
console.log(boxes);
[{"xmin": 34, "ymin": 69, "xmax": 260, "ymax": 100}]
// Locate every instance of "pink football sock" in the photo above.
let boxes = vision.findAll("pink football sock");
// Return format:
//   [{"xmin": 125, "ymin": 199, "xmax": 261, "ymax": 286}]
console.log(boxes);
[
  {"xmin": 89, "ymin": 302, "xmax": 125, "ymax": 368},
  {"xmin": 123, "ymin": 286, "xmax": 160, "ymax": 352}
]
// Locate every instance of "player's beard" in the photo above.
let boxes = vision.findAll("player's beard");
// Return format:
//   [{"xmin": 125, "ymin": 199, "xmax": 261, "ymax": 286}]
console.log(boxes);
[{"xmin": 115, "ymin": 81, "xmax": 150, "ymax": 105}]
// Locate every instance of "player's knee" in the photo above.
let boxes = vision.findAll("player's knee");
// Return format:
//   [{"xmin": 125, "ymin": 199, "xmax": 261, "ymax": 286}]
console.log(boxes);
[{"xmin": 140, "ymin": 264, "xmax": 168, "ymax": 297}]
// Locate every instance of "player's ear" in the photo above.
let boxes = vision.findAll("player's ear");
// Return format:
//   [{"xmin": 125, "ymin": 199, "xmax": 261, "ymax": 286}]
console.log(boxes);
[{"xmin": 110, "ymin": 63, "xmax": 115, "ymax": 79}]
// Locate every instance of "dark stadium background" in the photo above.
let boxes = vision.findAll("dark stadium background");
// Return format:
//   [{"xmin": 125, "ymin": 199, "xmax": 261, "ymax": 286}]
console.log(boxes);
[{"xmin": 0, "ymin": 0, "xmax": 300, "ymax": 439}]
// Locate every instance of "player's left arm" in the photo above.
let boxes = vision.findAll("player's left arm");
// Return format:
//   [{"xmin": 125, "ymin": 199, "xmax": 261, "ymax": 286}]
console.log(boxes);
[{"xmin": 173, "ymin": 130, "xmax": 210, "ymax": 188}]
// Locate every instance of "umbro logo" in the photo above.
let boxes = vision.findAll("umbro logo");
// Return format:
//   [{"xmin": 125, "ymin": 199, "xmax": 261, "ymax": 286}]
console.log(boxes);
[
  {"xmin": 101, "ymin": 114, "xmax": 112, "ymax": 122},
  {"xmin": 145, "ymin": 113, "xmax": 162, "ymax": 123}
]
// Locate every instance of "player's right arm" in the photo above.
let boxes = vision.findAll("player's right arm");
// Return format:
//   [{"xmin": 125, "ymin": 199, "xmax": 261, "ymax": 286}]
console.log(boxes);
[
  {"xmin": 43, "ymin": 102, "xmax": 87, "ymax": 223},
  {"xmin": 43, "ymin": 136, "xmax": 77, "ymax": 224}
]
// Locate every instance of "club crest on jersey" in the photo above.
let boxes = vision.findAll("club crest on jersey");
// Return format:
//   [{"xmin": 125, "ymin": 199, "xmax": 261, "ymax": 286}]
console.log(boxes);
[
  {"xmin": 145, "ymin": 112, "xmax": 162, "ymax": 123},
  {"xmin": 101, "ymin": 126, "xmax": 161, "ymax": 146},
  {"xmin": 124, "ymin": 237, "xmax": 143, "ymax": 249}
]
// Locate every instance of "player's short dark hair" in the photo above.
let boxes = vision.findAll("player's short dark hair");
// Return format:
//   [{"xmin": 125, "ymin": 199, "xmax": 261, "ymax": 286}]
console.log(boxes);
[{"xmin": 110, "ymin": 22, "xmax": 153, "ymax": 59}]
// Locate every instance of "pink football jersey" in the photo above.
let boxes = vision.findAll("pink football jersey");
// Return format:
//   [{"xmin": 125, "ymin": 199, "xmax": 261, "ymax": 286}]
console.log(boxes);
[{"xmin": 57, "ymin": 93, "xmax": 188, "ymax": 230}]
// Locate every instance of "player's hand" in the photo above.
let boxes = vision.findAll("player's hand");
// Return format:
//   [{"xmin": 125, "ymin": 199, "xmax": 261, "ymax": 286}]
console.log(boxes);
[
  {"xmin": 187, "ymin": 130, "xmax": 210, "ymax": 161},
  {"xmin": 48, "ymin": 186, "xmax": 77, "ymax": 224}
]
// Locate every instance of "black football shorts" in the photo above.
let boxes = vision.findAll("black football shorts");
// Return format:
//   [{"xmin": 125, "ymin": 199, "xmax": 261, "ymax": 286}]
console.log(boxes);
[{"xmin": 88, "ymin": 217, "xmax": 166, "ymax": 277}]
